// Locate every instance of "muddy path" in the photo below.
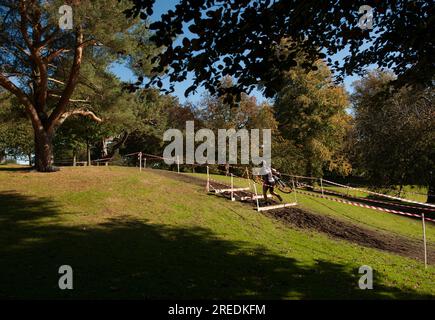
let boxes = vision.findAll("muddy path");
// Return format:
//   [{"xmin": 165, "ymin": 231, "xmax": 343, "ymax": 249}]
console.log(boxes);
[{"xmin": 155, "ymin": 170, "xmax": 435, "ymax": 264}]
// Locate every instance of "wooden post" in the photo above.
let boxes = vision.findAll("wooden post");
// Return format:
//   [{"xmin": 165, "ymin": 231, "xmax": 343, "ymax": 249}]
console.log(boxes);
[
  {"xmin": 176, "ymin": 155, "xmax": 180, "ymax": 173},
  {"xmin": 231, "ymin": 174, "xmax": 235, "ymax": 201},
  {"xmin": 422, "ymin": 213, "xmax": 427, "ymax": 269},
  {"xmin": 139, "ymin": 152, "xmax": 142, "ymax": 172},
  {"xmin": 73, "ymin": 154, "xmax": 76, "ymax": 167},
  {"xmin": 246, "ymin": 167, "xmax": 252, "ymax": 192},
  {"xmin": 206, "ymin": 166, "xmax": 210, "ymax": 192},
  {"xmin": 292, "ymin": 178, "xmax": 298, "ymax": 204},
  {"xmin": 253, "ymin": 180, "xmax": 260, "ymax": 211},
  {"xmin": 320, "ymin": 178, "xmax": 324, "ymax": 195},
  {"xmin": 87, "ymin": 144, "xmax": 91, "ymax": 166},
  {"xmin": 144, "ymin": 157, "xmax": 146, "ymax": 168}
]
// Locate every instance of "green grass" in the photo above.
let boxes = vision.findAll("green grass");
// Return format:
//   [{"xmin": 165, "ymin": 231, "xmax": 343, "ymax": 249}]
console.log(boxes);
[
  {"xmin": 322, "ymin": 185, "xmax": 372, "ymax": 198},
  {"xmin": 399, "ymin": 185, "xmax": 429, "ymax": 203},
  {"xmin": 0, "ymin": 165, "xmax": 434, "ymax": 299}
]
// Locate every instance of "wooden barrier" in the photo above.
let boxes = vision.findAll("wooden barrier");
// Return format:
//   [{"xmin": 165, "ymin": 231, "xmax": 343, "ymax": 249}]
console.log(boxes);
[{"xmin": 256, "ymin": 202, "xmax": 298, "ymax": 211}]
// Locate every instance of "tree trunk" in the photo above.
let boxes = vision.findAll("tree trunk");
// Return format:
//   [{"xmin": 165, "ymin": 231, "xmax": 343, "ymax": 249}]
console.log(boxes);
[
  {"xmin": 397, "ymin": 183, "xmax": 403, "ymax": 198},
  {"xmin": 305, "ymin": 160, "xmax": 313, "ymax": 178},
  {"xmin": 34, "ymin": 129, "xmax": 56, "ymax": 172},
  {"xmin": 427, "ymin": 172, "xmax": 435, "ymax": 204},
  {"xmin": 87, "ymin": 143, "xmax": 91, "ymax": 166},
  {"xmin": 0, "ymin": 149, "xmax": 5, "ymax": 164},
  {"xmin": 28, "ymin": 153, "xmax": 32, "ymax": 167},
  {"xmin": 102, "ymin": 138, "xmax": 109, "ymax": 158}
]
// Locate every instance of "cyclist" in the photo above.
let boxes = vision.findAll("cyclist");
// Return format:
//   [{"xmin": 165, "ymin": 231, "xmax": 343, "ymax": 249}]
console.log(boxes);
[{"xmin": 260, "ymin": 160, "xmax": 283, "ymax": 204}]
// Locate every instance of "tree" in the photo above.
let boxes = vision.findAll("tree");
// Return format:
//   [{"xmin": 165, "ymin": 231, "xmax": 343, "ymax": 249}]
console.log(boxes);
[
  {"xmin": 0, "ymin": 0, "xmax": 153, "ymax": 171},
  {"xmin": 122, "ymin": 88, "xmax": 193, "ymax": 158},
  {"xmin": 351, "ymin": 70, "xmax": 435, "ymax": 203},
  {"xmin": 197, "ymin": 77, "xmax": 277, "ymax": 132},
  {"xmin": 197, "ymin": 83, "xmax": 278, "ymax": 171},
  {"xmin": 53, "ymin": 116, "xmax": 97, "ymax": 165},
  {"xmin": 274, "ymin": 60, "xmax": 351, "ymax": 177},
  {"xmin": 126, "ymin": 0, "xmax": 434, "ymax": 100},
  {"xmin": 0, "ymin": 93, "xmax": 34, "ymax": 164}
]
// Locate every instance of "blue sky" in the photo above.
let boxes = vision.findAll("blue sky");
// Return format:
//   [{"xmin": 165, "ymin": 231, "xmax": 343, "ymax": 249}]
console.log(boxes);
[{"xmin": 111, "ymin": 0, "xmax": 364, "ymax": 105}]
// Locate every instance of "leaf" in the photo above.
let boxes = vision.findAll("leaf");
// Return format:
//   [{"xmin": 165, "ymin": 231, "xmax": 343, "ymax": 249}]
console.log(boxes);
[
  {"xmin": 182, "ymin": 37, "xmax": 190, "ymax": 48},
  {"xmin": 184, "ymin": 85, "xmax": 196, "ymax": 97}
]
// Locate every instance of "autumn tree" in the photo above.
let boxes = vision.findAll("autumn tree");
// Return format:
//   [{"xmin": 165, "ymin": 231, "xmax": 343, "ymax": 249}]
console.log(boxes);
[
  {"xmin": 197, "ymin": 77, "xmax": 276, "ymax": 131},
  {"xmin": 0, "ymin": 0, "xmax": 154, "ymax": 171},
  {"xmin": 197, "ymin": 82, "xmax": 277, "ymax": 172},
  {"xmin": 274, "ymin": 60, "xmax": 351, "ymax": 177}
]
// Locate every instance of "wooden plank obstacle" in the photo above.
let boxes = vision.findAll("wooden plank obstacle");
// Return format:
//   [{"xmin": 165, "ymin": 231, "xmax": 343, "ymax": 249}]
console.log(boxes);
[
  {"xmin": 256, "ymin": 203, "xmax": 298, "ymax": 211},
  {"xmin": 206, "ymin": 166, "xmax": 298, "ymax": 211}
]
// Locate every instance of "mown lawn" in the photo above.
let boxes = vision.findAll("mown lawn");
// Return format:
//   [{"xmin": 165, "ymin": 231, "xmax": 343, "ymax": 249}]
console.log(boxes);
[{"xmin": 0, "ymin": 165, "xmax": 434, "ymax": 299}]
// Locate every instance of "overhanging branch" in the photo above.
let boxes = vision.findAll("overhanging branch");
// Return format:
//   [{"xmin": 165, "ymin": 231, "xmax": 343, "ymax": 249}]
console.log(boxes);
[
  {"xmin": 58, "ymin": 109, "xmax": 103, "ymax": 125},
  {"xmin": 48, "ymin": 93, "xmax": 89, "ymax": 103}
]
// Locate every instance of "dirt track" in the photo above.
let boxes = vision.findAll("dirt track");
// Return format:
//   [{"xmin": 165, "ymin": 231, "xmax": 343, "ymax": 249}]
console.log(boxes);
[
  {"xmin": 157, "ymin": 170, "xmax": 435, "ymax": 264},
  {"xmin": 264, "ymin": 207, "xmax": 434, "ymax": 264}
]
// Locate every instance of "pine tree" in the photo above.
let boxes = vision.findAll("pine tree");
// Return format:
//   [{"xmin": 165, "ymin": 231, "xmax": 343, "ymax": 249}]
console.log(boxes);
[{"xmin": 0, "ymin": 0, "xmax": 154, "ymax": 171}]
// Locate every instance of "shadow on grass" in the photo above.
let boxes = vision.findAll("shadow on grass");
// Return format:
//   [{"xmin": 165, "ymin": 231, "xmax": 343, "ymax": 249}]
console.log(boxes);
[
  {"xmin": 0, "ymin": 165, "xmax": 33, "ymax": 173},
  {"xmin": 0, "ymin": 191, "xmax": 431, "ymax": 299}
]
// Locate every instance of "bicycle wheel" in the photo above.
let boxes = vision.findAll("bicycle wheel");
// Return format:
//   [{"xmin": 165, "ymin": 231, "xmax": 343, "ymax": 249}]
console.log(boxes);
[{"xmin": 276, "ymin": 179, "xmax": 293, "ymax": 193}]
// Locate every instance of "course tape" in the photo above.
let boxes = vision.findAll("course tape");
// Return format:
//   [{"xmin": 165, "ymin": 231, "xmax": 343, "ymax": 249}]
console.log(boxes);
[
  {"xmin": 319, "ymin": 184, "xmax": 435, "ymax": 212},
  {"xmin": 281, "ymin": 173, "xmax": 318, "ymax": 180},
  {"xmin": 322, "ymin": 178, "xmax": 435, "ymax": 208},
  {"xmin": 295, "ymin": 189, "xmax": 435, "ymax": 222}
]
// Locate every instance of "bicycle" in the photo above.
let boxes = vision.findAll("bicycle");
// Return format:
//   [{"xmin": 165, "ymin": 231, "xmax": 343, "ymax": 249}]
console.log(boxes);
[
  {"xmin": 273, "ymin": 174, "xmax": 293, "ymax": 193},
  {"xmin": 251, "ymin": 173, "xmax": 293, "ymax": 194}
]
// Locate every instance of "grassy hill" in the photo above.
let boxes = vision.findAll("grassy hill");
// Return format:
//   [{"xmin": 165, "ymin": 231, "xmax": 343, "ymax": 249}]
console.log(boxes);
[{"xmin": 0, "ymin": 165, "xmax": 434, "ymax": 299}]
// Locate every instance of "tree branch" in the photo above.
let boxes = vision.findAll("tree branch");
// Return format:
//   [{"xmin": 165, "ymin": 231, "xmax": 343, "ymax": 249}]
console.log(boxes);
[
  {"xmin": 58, "ymin": 109, "xmax": 103, "ymax": 126},
  {"xmin": 45, "ymin": 48, "xmax": 71, "ymax": 62},
  {"xmin": 18, "ymin": 1, "xmax": 48, "ymax": 112},
  {"xmin": 36, "ymin": 28, "xmax": 60, "ymax": 50},
  {"xmin": 48, "ymin": 93, "xmax": 90, "ymax": 103},
  {"xmin": 48, "ymin": 28, "xmax": 85, "ymax": 129},
  {"xmin": 0, "ymin": 72, "xmax": 41, "ymax": 130},
  {"xmin": 48, "ymin": 77, "xmax": 66, "ymax": 85}
]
